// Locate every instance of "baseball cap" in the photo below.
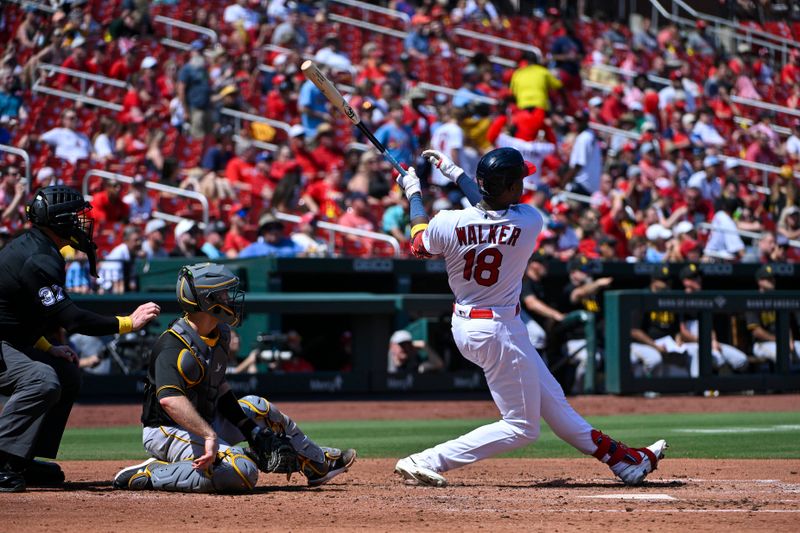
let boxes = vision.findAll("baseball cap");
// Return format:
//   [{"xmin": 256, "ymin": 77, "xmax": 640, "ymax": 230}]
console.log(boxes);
[
  {"xmin": 651, "ymin": 265, "xmax": 671, "ymax": 282},
  {"xmin": 588, "ymin": 96, "xmax": 603, "ymax": 108},
  {"xmin": 646, "ymin": 224, "xmax": 672, "ymax": 241},
  {"xmin": 567, "ymin": 255, "xmax": 592, "ymax": 273},
  {"xmin": 756, "ymin": 264, "xmax": 775, "ymax": 280},
  {"xmin": 703, "ymin": 155, "xmax": 721, "ymax": 167},
  {"xmin": 529, "ymin": 249, "xmax": 548, "ymax": 264},
  {"xmin": 145, "ymin": 219, "xmax": 167, "ymax": 235},
  {"xmin": 174, "ymin": 219, "xmax": 198, "ymax": 239},
  {"xmin": 673, "ymin": 220, "xmax": 694, "ymax": 236},
  {"xmin": 289, "ymin": 125, "xmax": 306, "ymax": 138},
  {"xmin": 258, "ymin": 212, "xmax": 284, "ymax": 231},
  {"xmin": 190, "ymin": 39, "xmax": 205, "ymax": 51},
  {"xmin": 598, "ymin": 235, "xmax": 618, "ymax": 247},
  {"xmin": 680, "ymin": 263, "xmax": 701, "ymax": 280},
  {"xmin": 390, "ymin": 330, "xmax": 413, "ymax": 344},
  {"xmin": 140, "ymin": 56, "xmax": 157, "ymax": 69},
  {"xmin": 679, "ymin": 238, "xmax": 700, "ymax": 257}
]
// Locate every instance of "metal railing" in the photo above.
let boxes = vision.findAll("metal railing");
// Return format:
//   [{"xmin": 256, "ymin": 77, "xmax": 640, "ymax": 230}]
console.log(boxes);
[
  {"xmin": 589, "ymin": 122, "xmax": 642, "ymax": 140},
  {"xmin": 415, "ymin": 81, "xmax": 499, "ymax": 105},
  {"xmin": 718, "ymin": 154, "xmax": 800, "ymax": 184},
  {"xmin": 326, "ymin": 13, "xmax": 517, "ymax": 69},
  {"xmin": 587, "ymin": 62, "xmax": 670, "ymax": 87},
  {"xmin": 220, "ymin": 108, "xmax": 292, "ymax": 137},
  {"xmin": 5, "ymin": 0, "xmax": 86, "ymax": 13},
  {"xmin": 0, "ymin": 145, "xmax": 32, "ymax": 193},
  {"xmin": 329, "ymin": 0, "xmax": 410, "ymax": 24},
  {"xmin": 81, "ymin": 170, "xmax": 210, "ymax": 227},
  {"xmin": 274, "ymin": 212, "xmax": 402, "ymax": 257},
  {"xmin": 31, "ymin": 83, "xmax": 123, "ymax": 112},
  {"xmin": 647, "ymin": 0, "xmax": 798, "ymax": 62},
  {"xmin": 698, "ymin": 222, "xmax": 800, "ymax": 249},
  {"xmin": 733, "ymin": 116, "xmax": 792, "ymax": 137},
  {"xmin": 37, "ymin": 63, "xmax": 127, "ymax": 99},
  {"xmin": 730, "ymin": 95, "xmax": 800, "ymax": 120},
  {"xmin": 452, "ymin": 27, "xmax": 542, "ymax": 57},
  {"xmin": 153, "ymin": 15, "xmax": 219, "ymax": 51}
]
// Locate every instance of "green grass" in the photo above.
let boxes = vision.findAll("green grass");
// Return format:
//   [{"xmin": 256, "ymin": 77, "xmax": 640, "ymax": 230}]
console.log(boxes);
[{"xmin": 58, "ymin": 411, "xmax": 800, "ymax": 461}]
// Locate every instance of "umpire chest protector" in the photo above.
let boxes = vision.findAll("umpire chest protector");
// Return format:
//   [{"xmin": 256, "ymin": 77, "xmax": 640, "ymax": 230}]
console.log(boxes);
[{"xmin": 159, "ymin": 317, "xmax": 230, "ymax": 423}]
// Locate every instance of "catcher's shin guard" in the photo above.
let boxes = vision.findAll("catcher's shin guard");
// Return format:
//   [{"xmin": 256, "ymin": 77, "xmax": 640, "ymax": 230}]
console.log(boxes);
[
  {"xmin": 113, "ymin": 458, "xmax": 162, "ymax": 490},
  {"xmin": 591, "ymin": 430, "xmax": 667, "ymax": 486},
  {"xmin": 239, "ymin": 395, "xmax": 326, "ymax": 463}
]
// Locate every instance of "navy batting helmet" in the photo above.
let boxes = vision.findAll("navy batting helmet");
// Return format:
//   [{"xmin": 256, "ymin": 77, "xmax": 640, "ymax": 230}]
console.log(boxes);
[{"xmin": 476, "ymin": 147, "xmax": 536, "ymax": 198}]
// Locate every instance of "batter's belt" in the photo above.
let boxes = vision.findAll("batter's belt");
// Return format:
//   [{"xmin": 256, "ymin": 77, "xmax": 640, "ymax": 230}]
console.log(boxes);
[{"xmin": 453, "ymin": 303, "xmax": 520, "ymax": 320}]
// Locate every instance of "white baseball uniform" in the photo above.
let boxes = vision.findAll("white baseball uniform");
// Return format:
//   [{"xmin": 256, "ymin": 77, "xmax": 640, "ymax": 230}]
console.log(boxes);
[{"xmin": 411, "ymin": 203, "xmax": 596, "ymax": 473}]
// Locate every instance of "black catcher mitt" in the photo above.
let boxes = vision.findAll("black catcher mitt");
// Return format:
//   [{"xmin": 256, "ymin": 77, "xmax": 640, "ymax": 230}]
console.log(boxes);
[{"xmin": 246, "ymin": 426, "xmax": 298, "ymax": 474}]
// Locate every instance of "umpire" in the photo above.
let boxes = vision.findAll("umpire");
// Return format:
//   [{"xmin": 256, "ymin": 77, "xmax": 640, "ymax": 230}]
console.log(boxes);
[{"xmin": 0, "ymin": 186, "xmax": 160, "ymax": 492}]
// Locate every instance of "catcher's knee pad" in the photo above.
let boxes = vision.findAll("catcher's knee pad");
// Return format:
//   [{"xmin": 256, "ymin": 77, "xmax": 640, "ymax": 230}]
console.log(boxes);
[{"xmin": 148, "ymin": 448, "xmax": 258, "ymax": 493}]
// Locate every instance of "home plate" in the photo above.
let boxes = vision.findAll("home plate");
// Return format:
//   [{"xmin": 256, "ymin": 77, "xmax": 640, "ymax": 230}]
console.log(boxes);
[{"xmin": 580, "ymin": 494, "xmax": 678, "ymax": 501}]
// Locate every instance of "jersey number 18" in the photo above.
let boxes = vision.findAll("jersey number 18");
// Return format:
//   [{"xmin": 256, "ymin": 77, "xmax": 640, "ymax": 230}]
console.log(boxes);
[{"xmin": 462, "ymin": 249, "xmax": 503, "ymax": 287}]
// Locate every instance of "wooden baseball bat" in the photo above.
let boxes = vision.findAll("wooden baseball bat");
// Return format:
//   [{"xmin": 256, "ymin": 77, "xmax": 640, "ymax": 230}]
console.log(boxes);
[{"xmin": 300, "ymin": 60, "xmax": 407, "ymax": 176}]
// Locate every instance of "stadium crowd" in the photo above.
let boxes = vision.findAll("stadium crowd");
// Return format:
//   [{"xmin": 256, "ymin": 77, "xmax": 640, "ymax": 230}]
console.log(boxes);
[{"xmin": 1, "ymin": 0, "xmax": 800, "ymax": 293}]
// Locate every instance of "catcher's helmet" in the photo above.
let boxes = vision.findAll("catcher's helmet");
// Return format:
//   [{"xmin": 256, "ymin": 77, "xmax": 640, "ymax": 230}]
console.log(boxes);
[
  {"xmin": 476, "ymin": 147, "xmax": 536, "ymax": 198},
  {"xmin": 177, "ymin": 263, "xmax": 244, "ymax": 326},
  {"xmin": 26, "ymin": 186, "xmax": 99, "ymax": 276}
]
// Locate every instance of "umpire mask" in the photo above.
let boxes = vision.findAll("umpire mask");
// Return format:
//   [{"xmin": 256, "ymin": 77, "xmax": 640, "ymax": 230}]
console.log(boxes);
[
  {"xmin": 26, "ymin": 186, "xmax": 99, "ymax": 277},
  {"xmin": 177, "ymin": 263, "xmax": 245, "ymax": 327}
]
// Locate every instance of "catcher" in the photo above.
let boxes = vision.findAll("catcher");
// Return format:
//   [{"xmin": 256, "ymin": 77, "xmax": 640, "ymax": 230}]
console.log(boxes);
[{"xmin": 113, "ymin": 263, "xmax": 356, "ymax": 493}]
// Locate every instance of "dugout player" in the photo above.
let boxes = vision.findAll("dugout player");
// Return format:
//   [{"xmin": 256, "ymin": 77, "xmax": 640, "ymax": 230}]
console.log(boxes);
[
  {"xmin": 746, "ymin": 265, "xmax": 800, "ymax": 363},
  {"xmin": 391, "ymin": 147, "xmax": 666, "ymax": 487},
  {"xmin": 112, "ymin": 263, "xmax": 356, "ymax": 493},
  {"xmin": 0, "ymin": 186, "xmax": 160, "ymax": 492}
]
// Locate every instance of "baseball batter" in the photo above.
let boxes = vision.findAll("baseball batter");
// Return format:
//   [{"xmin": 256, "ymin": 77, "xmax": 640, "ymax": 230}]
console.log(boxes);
[
  {"xmin": 393, "ymin": 147, "xmax": 666, "ymax": 487},
  {"xmin": 112, "ymin": 263, "xmax": 355, "ymax": 493}
]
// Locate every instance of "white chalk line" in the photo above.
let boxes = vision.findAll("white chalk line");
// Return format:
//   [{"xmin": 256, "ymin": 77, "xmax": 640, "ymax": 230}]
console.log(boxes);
[
  {"xmin": 537, "ymin": 509, "xmax": 800, "ymax": 514},
  {"xmin": 579, "ymin": 494, "xmax": 677, "ymax": 501},
  {"xmin": 673, "ymin": 424, "xmax": 800, "ymax": 434}
]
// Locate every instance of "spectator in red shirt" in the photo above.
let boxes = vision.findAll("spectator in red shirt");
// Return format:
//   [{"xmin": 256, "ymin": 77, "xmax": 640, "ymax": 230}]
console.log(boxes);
[
  {"xmin": 302, "ymin": 164, "xmax": 344, "ymax": 220},
  {"xmin": 337, "ymin": 192, "xmax": 377, "ymax": 256},
  {"xmin": 288, "ymin": 125, "xmax": 323, "ymax": 180},
  {"xmin": 600, "ymin": 193, "xmax": 635, "ymax": 257},
  {"xmin": 600, "ymin": 85, "xmax": 627, "ymax": 126},
  {"xmin": 222, "ymin": 211, "xmax": 252, "ymax": 258},
  {"xmin": 225, "ymin": 143, "xmax": 261, "ymax": 201},
  {"xmin": 265, "ymin": 77, "xmax": 297, "ymax": 123},
  {"xmin": 109, "ymin": 53, "xmax": 136, "ymax": 81},
  {"xmin": 56, "ymin": 38, "xmax": 94, "ymax": 90},
  {"xmin": 666, "ymin": 186, "xmax": 714, "ymax": 227},
  {"xmin": 311, "ymin": 123, "xmax": 345, "ymax": 173},
  {"xmin": 86, "ymin": 41, "xmax": 111, "ymax": 77},
  {"xmin": 91, "ymin": 179, "xmax": 130, "ymax": 225},
  {"xmin": 781, "ymin": 50, "xmax": 800, "ymax": 85}
]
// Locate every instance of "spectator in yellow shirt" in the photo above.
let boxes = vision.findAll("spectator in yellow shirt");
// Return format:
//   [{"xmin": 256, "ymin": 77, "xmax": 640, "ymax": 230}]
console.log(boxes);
[{"xmin": 509, "ymin": 51, "xmax": 563, "ymax": 142}]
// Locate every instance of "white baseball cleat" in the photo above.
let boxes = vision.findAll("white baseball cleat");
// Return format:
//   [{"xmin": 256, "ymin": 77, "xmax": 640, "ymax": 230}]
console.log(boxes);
[
  {"xmin": 610, "ymin": 439, "xmax": 668, "ymax": 486},
  {"xmin": 395, "ymin": 457, "xmax": 448, "ymax": 487}
]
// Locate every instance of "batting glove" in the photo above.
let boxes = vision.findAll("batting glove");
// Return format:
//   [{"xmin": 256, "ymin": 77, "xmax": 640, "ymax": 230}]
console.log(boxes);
[
  {"xmin": 396, "ymin": 166, "xmax": 422, "ymax": 199},
  {"xmin": 422, "ymin": 149, "xmax": 464, "ymax": 183}
]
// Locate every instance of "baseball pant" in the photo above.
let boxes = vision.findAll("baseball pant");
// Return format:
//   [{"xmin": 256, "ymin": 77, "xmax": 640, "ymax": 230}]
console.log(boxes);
[
  {"xmin": 411, "ymin": 312, "xmax": 595, "ymax": 473},
  {"xmin": 681, "ymin": 342, "xmax": 749, "ymax": 372},
  {"xmin": 143, "ymin": 414, "xmax": 246, "ymax": 464},
  {"xmin": 753, "ymin": 341, "xmax": 800, "ymax": 362},
  {"xmin": 0, "ymin": 341, "xmax": 81, "ymax": 460}
]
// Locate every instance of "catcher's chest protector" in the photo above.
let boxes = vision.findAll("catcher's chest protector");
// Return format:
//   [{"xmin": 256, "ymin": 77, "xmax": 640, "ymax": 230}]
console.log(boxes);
[{"xmin": 169, "ymin": 318, "xmax": 230, "ymax": 422}]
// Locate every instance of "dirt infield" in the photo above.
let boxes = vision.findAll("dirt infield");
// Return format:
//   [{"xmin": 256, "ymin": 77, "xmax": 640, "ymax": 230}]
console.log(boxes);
[
  {"xmin": 3, "ymin": 459, "xmax": 798, "ymax": 532},
  {"xmin": 67, "ymin": 394, "xmax": 800, "ymax": 428}
]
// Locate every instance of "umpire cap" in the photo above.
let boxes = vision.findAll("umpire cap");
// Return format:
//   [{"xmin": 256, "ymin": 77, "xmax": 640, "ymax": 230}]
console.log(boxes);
[{"xmin": 476, "ymin": 147, "xmax": 536, "ymax": 198}]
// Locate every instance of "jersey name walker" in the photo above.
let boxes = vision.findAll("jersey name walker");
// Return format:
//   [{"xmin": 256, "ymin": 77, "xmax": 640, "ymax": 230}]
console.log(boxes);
[{"xmin": 423, "ymin": 204, "xmax": 543, "ymax": 308}]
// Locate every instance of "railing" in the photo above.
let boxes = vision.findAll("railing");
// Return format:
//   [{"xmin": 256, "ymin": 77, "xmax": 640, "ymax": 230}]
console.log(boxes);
[
  {"xmin": 647, "ymin": 0, "xmax": 798, "ymax": 62},
  {"xmin": 698, "ymin": 221, "xmax": 800, "ymax": 249},
  {"xmin": 452, "ymin": 27, "xmax": 542, "ymax": 57},
  {"xmin": 718, "ymin": 154, "xmax": 800, "ymax": 182},
  {"xmin": 730, "ymin": 95, "xmax": 800, "ymax": 120},
  {"xmin": 733, "ymin": 116, "xmax": 792, "ymax": 137},
  {"xmin": 0, "ymin": 145, "xmax": 32, "ymax": 193},
  {"xmin": 326, "ymin": 13, "xmax": 517, "ymax": 69},
  {"xmin": 589, "ymin": 122, "xmax": 642, "ymax": 140},
  {"xmin": 5, "ymin": 0, "xmax": 87, "ymax": 13},
  {"xmin": 81, "ymin": 169, "xmax": 210, "ymax": 227},
  {"xmin": 33, "ymin": 64, "xmax": 125, "ymax": 111},
  {"xmin": 329, "ymin": 0, "xmax": 410, "ymax": 24},
  {"xmin": 153, "ymin": 15, "xmax": 218, "ymax": 51},
  {"xmin": 587, "ymin": 62, "xmax": 670, "ymax": 87},
  {"xmin": 415, "ymin": 82, "xmax": 499, "ymax": 105},
  {"xmin": 220, "ymin": 108, "xmax": 292, "ymax": 137},
  {"xmin": 273, "ymin": 211, "xmax": 402, "ymax": 257}
]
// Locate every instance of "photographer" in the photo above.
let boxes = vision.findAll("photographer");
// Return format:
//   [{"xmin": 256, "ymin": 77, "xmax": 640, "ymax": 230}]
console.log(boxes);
[{"xmin": 387, "ymin": 330, "xmax": 444, "ymax": 374}]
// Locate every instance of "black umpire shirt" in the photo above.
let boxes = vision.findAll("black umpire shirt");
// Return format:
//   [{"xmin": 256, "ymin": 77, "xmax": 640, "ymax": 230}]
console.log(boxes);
[
  {"xmin": 0, "ymin": 228, "xmax": 72, "ymax": 347},
  {"xmin": 0, "ymin": 227, "xmax": 119, "ymax": 349}
]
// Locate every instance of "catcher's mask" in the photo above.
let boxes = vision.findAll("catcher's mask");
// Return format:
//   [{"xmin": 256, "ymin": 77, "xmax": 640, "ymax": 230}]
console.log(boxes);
[
  {"xmin": 177, "ymin": 262, "xmax": 244, "ymax": 326},
  {"xmin": 26, "ymin": 185, "xmax": 98, "ymax": 276}
]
